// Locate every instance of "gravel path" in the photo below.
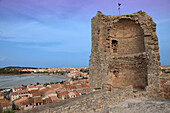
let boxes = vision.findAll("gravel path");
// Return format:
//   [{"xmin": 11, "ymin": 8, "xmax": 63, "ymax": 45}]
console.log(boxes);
[{"xmin": 96, "ymin": 98, "xmax": 170, "ymax": 113}]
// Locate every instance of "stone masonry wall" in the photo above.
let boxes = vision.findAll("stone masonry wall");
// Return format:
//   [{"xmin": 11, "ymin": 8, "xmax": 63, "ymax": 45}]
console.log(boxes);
[
  {"xmin": 108, "ymin": 53, "xmax": 148, "ymax": 89},
  {"xmin": 90, "ymin": 11, "xmax": 160, "ymax": 93},
  {"xmin": 18, "ymin": 86, "xmax": 133, "ymax": 113},
  {"xmin": 160, "ymin": 73, "xmax": 170, "ymax": 98}
]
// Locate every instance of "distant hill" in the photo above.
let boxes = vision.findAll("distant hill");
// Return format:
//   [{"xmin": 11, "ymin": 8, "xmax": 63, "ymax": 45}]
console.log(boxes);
[
  {"xmin": 161, "ymin": 65, "xmax": 170, "ymax": 67},
  {"xmin": 0, "ymin": 66, "xmax": 35, "ymax": 74},
  {"xmin": 1, "ymin": 66, "xmax": 37, "ymax": 69}
]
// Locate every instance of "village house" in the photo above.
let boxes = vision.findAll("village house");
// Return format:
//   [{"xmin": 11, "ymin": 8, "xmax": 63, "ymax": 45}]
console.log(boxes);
[
  {"xmin": 57, "ymin": 91, "xmax": 69, "ymax": 100},
  {"xmin": 0, "ymin": 92, "xmax": 4, "ymax": 100},
  {"xmin": 68, "ymin": 91, "xmax": 76, "ymax": 98},
  {"xmin": 33, "ymin": 97, "xmax": 43, "ymax": 107},
  {"xmin": 28, "ymin": 90, "xmax": 41, "ymax": 98},
  {"xmin": 39, "ymin": 88, "xmax": 58, "ymax": 102},
  {"xmin": 0, "ymin": 99, "xmax": 12, "ymax": 113},
  {"xmin": 36, "ymin": 85, "xmax": 44, "ymax": 89},
  {"xmin": 27, "ymin": 85, "xmax": 39, "ymax": 91},
  {"xmin": 75, "ymin": 83, "xmax": 82, "ymax": 89},
  {"xmin": 77, "ymin": 89, "xmax": 87, "ymax": 95},
  {"xmin": 49, "ymin": 96, "xmax": 60, "ymax": 102},
  {"xmin": 10, "ymin": 90, "xmax": 30, "ymax": 101},
  {"xmin": 72, "ymin": 91, "xmax": 80, "ymax": 97},
  {"xmin": 12, "ymin": 87, "xmax": 23, "ymax": 92},
  {"xmin": 48, "ymin": 83, "xmax": 64, "ymax": 89},
  {"xmin": 52, "ymin": 87, "xmax": 64, "ymax": 92},
  {"xmin": 14, "ymin": 97, "xmax": 43, "ymax": 111},
  {"xmin": 64, "ymin": 84, "xmax": 75, "ymax": 91},
  {"xmin": 43, "ymin": 90, "xmax": 57, "ymax": 98},
  {"xmin": 39, "ymin": 86, "xmax": 46, "ymax": 91},
  {"xmin": 14, "ymin": 96, "xmax": 28, "ymax": 105},
  {"xmin": 14, "ymin": 96, "xmax": 28, "ymax": 110},
  {"xmin": 42, "ymin": 97, "xmax": 52, "ymax": 104}
]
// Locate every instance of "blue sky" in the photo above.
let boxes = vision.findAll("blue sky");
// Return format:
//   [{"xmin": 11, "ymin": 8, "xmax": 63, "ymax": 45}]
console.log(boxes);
[{"xmin": 0, "ymin": 0, "xmax": 170, "ymax": 67}]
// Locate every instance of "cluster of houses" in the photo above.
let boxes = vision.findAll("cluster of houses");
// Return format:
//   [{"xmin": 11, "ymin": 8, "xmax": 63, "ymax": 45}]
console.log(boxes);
[
  {"xmin": 66, "ymin": 69, "xmax": 89, "ymax": 79},
  {"xmin": 0, "ymin": 68, "xmax": 89, "ymax": 112},
  {"xmin": 21, "ymin": 67, "xmax": 88, "ymax": 74},
  {"xmin": 161, "ymin": 66, "xmax": 170, "ymax": 73}
]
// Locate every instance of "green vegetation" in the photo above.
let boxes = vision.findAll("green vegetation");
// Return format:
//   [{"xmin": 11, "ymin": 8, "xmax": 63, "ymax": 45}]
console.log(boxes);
[
  {"xmin": 0, "ymin": 68, "xmax": 31, "ymax": 74},
  {"xmin": 0, "ymin": 66, "xmax": 35, "ymax": 74},
  {"xmin": 82, "ymin": 76, "xmax": 88, "ymax": 79},
  {"xmin": 55, "ymin": 71, "xmax": 70, "ymax": 75},
  {"xmin": 162, "ymin": 69, "xmax": 170, "ymax": 73},
  {"xmin": 3, "ymin": 110, "xmax": 15, "ymax": 113},
  {"xmin": 80, "ymin": 68, "xmax": 89, "ymax": 74}
]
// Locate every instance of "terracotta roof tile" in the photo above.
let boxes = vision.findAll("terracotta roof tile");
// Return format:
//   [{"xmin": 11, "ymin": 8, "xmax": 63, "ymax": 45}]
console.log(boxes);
[
  {"xmin": 14, "ymin": 97, "xmax": 28, "ymax": 104},
  {"xmin": 73, "ymin": 91, "xmax": 80, "ymax": 96},
  {"xmin": 10, "ymin": 92, "xmax": 18, "ymax": 96},
  {"xmin": 50, "ymin": 96, "xmax": 60, "ymax": 102},
  {"xmin": 28, "ymin": 90, "xmax": 39, "ymax": 94},
  {"xmin": 0, "ymin": 92, "xmax": 4, "ymax": 96},
  {"xmin": 58, "ymin": 91, "xmax": 69, "ymax": 98},
  {"xmin": 34, "ymin": 97, "xmax": 43, "ymax": 103},
  {"xmin": 0, "ymin": 99, "xmax": 12, "ymax": 107}
]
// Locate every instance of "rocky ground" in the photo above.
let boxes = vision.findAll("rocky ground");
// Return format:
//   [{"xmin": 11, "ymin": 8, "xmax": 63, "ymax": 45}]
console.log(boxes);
[{"xmin": 96, "ymin": 97, "xmax": 170, "ymax": 113}]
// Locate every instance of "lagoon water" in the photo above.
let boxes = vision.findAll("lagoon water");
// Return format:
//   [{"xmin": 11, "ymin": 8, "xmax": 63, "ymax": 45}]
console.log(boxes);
[{"xmin": 0, "ymin": 75, "xmax": 66, "ymax": 88}]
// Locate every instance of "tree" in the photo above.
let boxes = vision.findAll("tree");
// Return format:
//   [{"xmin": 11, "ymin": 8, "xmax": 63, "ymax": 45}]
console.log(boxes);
[
  {"xmin": 3, "ymin": 110, "xmax": 15, "ymax": 113},
  {"xmin": 36, "ymin": 82, "xmax": 40, "ymax": 85}
]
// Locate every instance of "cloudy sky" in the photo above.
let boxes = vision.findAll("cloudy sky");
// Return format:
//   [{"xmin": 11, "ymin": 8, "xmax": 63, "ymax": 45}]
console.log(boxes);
[{"xmin": 0, "ymin": 0, "xmax": 170, "ymax": 67}]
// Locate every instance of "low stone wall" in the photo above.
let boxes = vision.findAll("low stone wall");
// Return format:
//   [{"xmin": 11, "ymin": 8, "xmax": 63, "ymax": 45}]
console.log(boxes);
[
  {"xmin": 18, "ymin": 86, "xmax": 133, "ymax": 113},
  {"xmin": 160, "ymin": 73, "xmax": 170, "ymax": 98}
]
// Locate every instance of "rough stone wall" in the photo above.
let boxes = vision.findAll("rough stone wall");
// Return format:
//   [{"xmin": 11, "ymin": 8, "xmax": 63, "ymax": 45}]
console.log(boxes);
[
  {"xmin": 160, "ymin": 73, "xmax": 170, "ymax": 98},
  {"xmin": 17, "ymin": 86, "xmax": 133, "ymax": 113},
  {"xmin": 90, "ymin": 11, "xmax": 160, "ymax": 93}
]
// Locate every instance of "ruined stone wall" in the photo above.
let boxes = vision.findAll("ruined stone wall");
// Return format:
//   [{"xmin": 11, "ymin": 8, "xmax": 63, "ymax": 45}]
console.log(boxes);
[
  {"xmin": 108, "ymin": 53, "xmax": 148, "ymax": 89},
  {"xmin": 17, "ymin": 86, "xmax": 133, "ymax": 113},
  {"xmin": 109, "ymin": 19, "xmax": 145, "ymax": 55},
  {"xmin": 90, "ymin": 11, "xmax": 160, "ymax": 93}
]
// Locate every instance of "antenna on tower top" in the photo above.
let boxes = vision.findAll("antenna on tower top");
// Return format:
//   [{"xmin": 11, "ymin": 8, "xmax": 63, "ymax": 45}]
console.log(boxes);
[{"xmin": 118, "ymin": 3, "xmax": 121, "ymax": 15}]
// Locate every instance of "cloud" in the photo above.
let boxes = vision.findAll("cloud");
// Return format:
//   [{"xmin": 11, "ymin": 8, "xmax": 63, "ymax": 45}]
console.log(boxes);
[
  {"xmin": 0, "ymin": 57, "xmax": 6, "ymax": 61},
  {"xmin": 18, "ymin": 42, "xmax": 90, "ymax": 53},
  {"xmin": 156, "ymin": 18, "xmax": 170, "ymax": 24}
]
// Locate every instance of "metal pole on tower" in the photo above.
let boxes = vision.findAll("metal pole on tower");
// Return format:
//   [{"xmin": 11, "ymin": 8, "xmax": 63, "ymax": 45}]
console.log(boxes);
[{"xmin": 118, "ymin": 3, "xmax": 121, "ymax": 15}]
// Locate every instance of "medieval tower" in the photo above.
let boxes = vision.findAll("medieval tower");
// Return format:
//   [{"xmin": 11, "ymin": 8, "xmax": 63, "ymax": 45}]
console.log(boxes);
[{"xmin": 89, "ymin": 11, "xmax": 160, "ymax": 93}]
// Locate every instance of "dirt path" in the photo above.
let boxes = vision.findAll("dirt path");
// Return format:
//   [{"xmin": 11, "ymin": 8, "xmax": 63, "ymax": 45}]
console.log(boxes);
[{"xmin": 96, "ymin": 97, "xmax": 170, "ymax": 113}]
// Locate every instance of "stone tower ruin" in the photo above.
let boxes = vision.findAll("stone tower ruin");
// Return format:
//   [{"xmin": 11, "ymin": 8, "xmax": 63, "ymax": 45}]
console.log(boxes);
[{"xmin": 89, "ymin": 11, "xmax": 160, "ymax": 92}]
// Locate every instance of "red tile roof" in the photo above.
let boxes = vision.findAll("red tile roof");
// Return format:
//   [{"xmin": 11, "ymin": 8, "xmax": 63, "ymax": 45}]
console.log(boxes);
[
  {"xmin": 0, "ymin": 99, "xmax": 12, "ymax": 107},
  {"xmin": 50, "ymin": 96, "xmax": 60, "ymax": 102},
  {"xmin": 10, "ymin": 92, "xmax": 18, "ymax": 96},
  {"xmin": 13, "ymin": 87, "xmax": 22, "ymax": 90},
  {"xmin": 27, "ymin": 85, "xmax": 36, "ymax": 88},
  {"xmin": 28, "ymin": 90, "xmax": 39, "ymax": 94},
  {"xmin": 73, "ymin": 91, "xmax": 80, "ymax": 96},
  {"xmin": 34, "ymin": 97, "xmax": 43, "ymax": 103},
  {"xmin": 58, "ymin": 91, "xmax": 69, "ymax": 98},
  {"xmin": 32, "ymin": 92, "xmax": 42, "ymax": 97},
  {"xmin": 18, "ymin": 90, "xmax": 28, "ymax": 94},
  {"xmin": 14, "ymin": 97, "xmax": 28, "ymax": 104},
  {"xmin": 0, "ymin": 92, "xmax": 4, "ymax": 96},
  {"xmin": 36, "ymin": 85, "xmax": 43, "ymax": 88}
]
